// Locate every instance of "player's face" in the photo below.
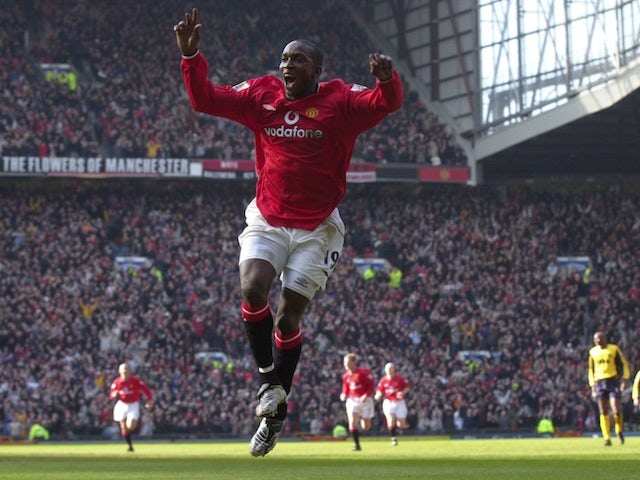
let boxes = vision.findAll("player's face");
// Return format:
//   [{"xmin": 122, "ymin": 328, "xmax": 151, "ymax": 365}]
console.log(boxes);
[
  {"xmin": 279, "ymin": 41, "xmax": 320, "ymax": 101},
  {"xmin": 593, "ymin": 333, "xmax": 605, "ymax": 347},
  {"xmin": 119, "ymin": 363, "xmax": 131, "ymax": 379},
  {"xmin": 344, "ymin": 356, "xmax": 355, "ymax": 372}
]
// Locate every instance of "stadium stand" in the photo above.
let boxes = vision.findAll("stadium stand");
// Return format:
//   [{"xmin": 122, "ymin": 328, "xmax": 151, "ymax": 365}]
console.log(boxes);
[
  {"xmin": 1, "ymin": 0, "xmax": 466, "ymax": 166},
  {"xmin": 1, "ymin": 1, "xmax": 638, "ymax": 441},
  {"xmin": 1, "ymin": 180, "xmax": 639, "ymax": 439}
]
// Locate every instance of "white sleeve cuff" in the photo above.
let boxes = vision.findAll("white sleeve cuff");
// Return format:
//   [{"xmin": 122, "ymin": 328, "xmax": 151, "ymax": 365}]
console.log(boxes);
[{"xmin": 181, "ymin": 50, "xmax": 199, "ymax": 60}]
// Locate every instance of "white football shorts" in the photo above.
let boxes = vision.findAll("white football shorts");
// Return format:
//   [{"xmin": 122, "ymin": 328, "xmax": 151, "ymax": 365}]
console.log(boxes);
[
  {"xmin": 345, "ymin": 397, "xmax": 375, "ymax": 419},
  {"xmin": 113, "ymin": 400, "xmax": 141, "ymax": 422},
  {"xmin": 382, "ymin": 399, "xmax": 408, "ymax": 419},
  {"xmin": 238, "ymin": 198, "xmax": 345, "ymax": 300}
]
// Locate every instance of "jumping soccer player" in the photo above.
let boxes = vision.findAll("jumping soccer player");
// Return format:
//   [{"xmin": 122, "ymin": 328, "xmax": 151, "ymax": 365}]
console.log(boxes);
[{"xmin": 174, "ymin": 8, "xmax": 402, "ymax": 457}]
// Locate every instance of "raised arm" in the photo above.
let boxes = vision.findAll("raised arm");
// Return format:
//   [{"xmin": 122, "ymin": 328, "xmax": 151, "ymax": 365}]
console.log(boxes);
[
  {"xmin": 174, "ymin": 7, "xmax": 201, "ymax": 57},
  {"xmin": 369, "ymin": 53, "xmax": 394, "ymax": 83},
  {"xmin": 344, "ymin": 54, "xmax": 403, "ymax": 131}
]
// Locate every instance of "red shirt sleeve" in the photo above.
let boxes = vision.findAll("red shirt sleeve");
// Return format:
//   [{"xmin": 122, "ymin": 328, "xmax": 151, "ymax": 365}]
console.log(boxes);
[
  {"xmin": 135, "ymin": 377, "xmax": 153, "ymax": 402},
  {"xmin": 364, "ymin": 369, "xmax": 376, "ymax": 397},
  {"xmin": 341, "ymin": 373, "xmax": 349, "ymax": 396},
  {"xmin": 180, "ymin": 53, "xmax": 258, "ymax": 126},
  {"xmin": 109, "ymin": 378, "xmax": 119, "ymax": 400},
  {"xmin": 343, "ymin": 71, "xmax": 403, "ymax": 133}
]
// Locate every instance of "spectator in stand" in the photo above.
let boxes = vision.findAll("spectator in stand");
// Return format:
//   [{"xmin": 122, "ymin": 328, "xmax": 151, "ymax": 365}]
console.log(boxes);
[
  {"xmin": 28, "ymin": 421, "xmax": 50, "ymax": 441},
  {"xmin": 375, "ymin": 362, "xmax": 410, "ymax": 445},
  {"xmin": 340, "ymin": 353, "xmax": 376, "ymax": 451},
  {"xmin": 536, "ymin": 416, "xmax": 555, "ymax": 436},
  {"xmin": 109, "ymin": 362, "xmax": 153, "ymax": 452}
]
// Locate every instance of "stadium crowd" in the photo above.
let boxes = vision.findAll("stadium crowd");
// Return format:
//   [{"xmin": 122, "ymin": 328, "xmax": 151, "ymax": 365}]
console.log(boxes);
[
  {"xmin": 1, "ymin": 180, "xmax": 639, "ymax": 441},
  {"xmin": 0, "ymin": 0, "xmax": 466, "ymax": 166},
  {"xmin": 2, "ymin": 0, "xmax": 639, "ymax": 444}
]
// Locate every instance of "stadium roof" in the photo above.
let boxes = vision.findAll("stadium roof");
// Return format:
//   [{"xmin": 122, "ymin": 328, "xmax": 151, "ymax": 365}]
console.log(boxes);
[{"xmin": 477, "ymin": 85, "xmax": 640, "ymax": 184}]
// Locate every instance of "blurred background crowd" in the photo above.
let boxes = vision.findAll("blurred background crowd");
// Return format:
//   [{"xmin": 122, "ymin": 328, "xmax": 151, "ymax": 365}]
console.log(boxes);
[
  {"xmin": 1, "ymin": 0, "xmax": 639, "ymax": 442},
  {"xmin": 0, "ymin": 0, "xmax": 466, "ymax": 166},
  {"xmin": 2, "ymin": 180, "xmax": 639, "ymax": 440}
]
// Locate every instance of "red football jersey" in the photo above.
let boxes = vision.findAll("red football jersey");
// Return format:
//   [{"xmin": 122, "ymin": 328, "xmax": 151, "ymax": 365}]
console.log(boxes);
[
  {"xmin": 342, "ymin": 366, "xmax": 375, "ymax": 398},
  {"xmin": 181, "ymin": 53, "xmax": 403, "ymax": 230},
  {"xmin": 376, "ymin": 374, "xmax": 410, "ymax": 401},
  {"xmin": 109, "ymin": 375, "xmax": 153, "ymax": 404}
]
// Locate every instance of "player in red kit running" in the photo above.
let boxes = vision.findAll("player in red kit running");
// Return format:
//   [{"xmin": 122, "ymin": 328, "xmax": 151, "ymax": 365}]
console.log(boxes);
[
  {"xmin": 174, "ymin": 8, "xmax": 402, "ymax": 457},
  {"xmin": 340, "ymin": 353, "xmax": 376, "ymax": 451},
  {"xmin": 109, "ymin": 362, "xmax": 153, "ymax": 452},
  {"xmin": 375, "ymin": 362, "xmax": 410, "ymax": 445}
]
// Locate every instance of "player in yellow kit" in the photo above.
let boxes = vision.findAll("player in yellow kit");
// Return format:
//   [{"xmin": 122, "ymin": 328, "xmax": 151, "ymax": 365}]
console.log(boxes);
[
  {"xmin": 587, "ymin": 331, "xmax": 630, "ymax": 446},
  {"xmin": 633, "ymin": 369, "xmax": 640, "ymax": 412}
]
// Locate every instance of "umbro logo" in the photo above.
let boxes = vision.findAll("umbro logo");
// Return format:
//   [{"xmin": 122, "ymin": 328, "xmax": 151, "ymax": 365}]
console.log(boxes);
[
  {"xmin": 232, "ymin": 81, "xmax": 250, "ymax": 91},
  {"xmin": 262, "ymin": 104, "xmax": 276, "ymax": 111}
]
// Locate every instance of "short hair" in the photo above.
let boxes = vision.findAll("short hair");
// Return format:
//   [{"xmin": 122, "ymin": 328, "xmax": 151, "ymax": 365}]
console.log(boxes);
[{"xmin": 290, "ymin": 38, "xmax": 324, "ymax": 68}]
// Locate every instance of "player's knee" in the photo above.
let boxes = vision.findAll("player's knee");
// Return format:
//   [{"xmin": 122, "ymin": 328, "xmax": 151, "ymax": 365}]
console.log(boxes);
[
  {"xmin": 240, "ymin": 264, "xmax": 274, "ymax": 304},
  {"xmin": 240, "ymin": 282, "xmax": 269, "ymax": 305},
  {"xmin": 275, "ymin": 315, "xmax": 300, "ymax": 335}
]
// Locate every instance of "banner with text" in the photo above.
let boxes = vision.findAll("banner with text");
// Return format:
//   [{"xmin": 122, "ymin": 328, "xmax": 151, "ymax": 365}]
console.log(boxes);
[
  {"xmin": 1, "ymin": 156, "xmax": 193, "ymax": 177},
  {"xmin": 201, "ymin": 159, "xmax": 257, "ymax": 180},
  {"xmin": 1, "ymin": 157, "xmax": 469, "ymax": 183},
  {"xmin": 201, "ymin": 159, "xmax": 377, "ymax": 183}
]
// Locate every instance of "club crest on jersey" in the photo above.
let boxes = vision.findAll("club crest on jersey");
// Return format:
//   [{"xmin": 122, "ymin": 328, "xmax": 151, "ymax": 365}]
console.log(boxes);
[
  {"xmin": 351, "ymin": 84, "xmax": 367, "ymax": 92},
  {"xmin": 305, "ymin": 107, "xmax": 319, "ymax": 118},
  {"xmin": 232, "ymin": 81, "xmax": 250, "ymax": 91}
]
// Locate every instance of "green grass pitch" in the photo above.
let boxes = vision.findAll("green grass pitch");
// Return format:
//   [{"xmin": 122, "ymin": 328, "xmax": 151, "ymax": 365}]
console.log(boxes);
[{"xmin": 0, "ymin": 436, "xmax": 636, "ymax": 480}]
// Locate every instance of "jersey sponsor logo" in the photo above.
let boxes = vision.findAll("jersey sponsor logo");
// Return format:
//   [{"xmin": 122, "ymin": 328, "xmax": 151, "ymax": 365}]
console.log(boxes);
[
  {"xmin": 232, "ymin": 80, "xmax": 250, "ymax": 91},
  {"xmin": 284, "ymin": 111, "xmax": 300, "ymax": 125},
  {"xmin": 263, "ymin": 110, "xmax": 324, "ymax": 139}
]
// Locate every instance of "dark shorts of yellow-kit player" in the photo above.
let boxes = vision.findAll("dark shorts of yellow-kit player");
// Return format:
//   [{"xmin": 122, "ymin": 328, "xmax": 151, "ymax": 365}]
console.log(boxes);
[{"xmin": 593, "ymin": 377, "xmax": 622, "ymax": 399}]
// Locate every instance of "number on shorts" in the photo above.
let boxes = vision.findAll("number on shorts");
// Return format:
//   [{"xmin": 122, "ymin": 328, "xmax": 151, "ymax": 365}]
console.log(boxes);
[{"xmin": 324, "ymin": 250, "xmax": 340, "ymax": 271}]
